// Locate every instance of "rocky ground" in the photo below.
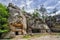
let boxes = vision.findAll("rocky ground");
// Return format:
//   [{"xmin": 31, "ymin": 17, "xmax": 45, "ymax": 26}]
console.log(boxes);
[
  {"xmin": 11, "ymin": 34, "xmax": 60, "ymax": 40},
  {"xmin": 29, "ymin": 35, "xmax": 60, "ymax": 40}
]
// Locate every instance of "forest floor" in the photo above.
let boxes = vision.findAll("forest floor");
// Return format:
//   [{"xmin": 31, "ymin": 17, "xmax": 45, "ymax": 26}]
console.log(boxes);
[{"xmin": 11, "ymin": 33, "xmax": 60, "ymax": 40}]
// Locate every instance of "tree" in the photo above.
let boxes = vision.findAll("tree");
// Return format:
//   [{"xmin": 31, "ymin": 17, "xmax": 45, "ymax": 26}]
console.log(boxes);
[
  {"xmin": 0, "ymin": 3, "xmax": 9, "ymax": 38},
  {"xmin": 22, "ymin": 7, "xmax": 26, "ymax": 13},
  {"xmin": 39, "ymin": 5, "xmax": 47, "ymax": 23},
  {"xmin": 33, "ymin": 9, "xmax": 40, "ymax": 18}
]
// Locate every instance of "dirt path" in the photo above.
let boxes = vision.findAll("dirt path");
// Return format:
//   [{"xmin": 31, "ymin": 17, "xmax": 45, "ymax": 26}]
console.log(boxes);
[
  {"xmin": 30, "ymin": 35, "xmax": 60, "ymax": 40},
  {"xmin": 11, "ymin": 35, "xmax": 60, "ymax": 40}
]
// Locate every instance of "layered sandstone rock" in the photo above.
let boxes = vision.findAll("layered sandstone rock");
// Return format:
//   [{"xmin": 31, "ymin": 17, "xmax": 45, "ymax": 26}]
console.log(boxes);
[{"xmin": 7, "ymin": 3, "xmax": 27, "ymax": 38}]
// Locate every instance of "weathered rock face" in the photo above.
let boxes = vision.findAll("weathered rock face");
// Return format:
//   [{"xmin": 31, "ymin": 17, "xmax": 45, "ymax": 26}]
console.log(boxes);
[
  {"xmin": 7, "ymin": 3, "xmax": 51, "ymax": 37},
  {"xmin": 8, "ymin": 3, "xmax": 21, "ymax": 23},
  {"xmin": 24, "ymin": 13, "xmax": 51, "ymax": 33},
  {"xmin": 8, "ymin": 3, "xmax": 27, "ymax": 37}
]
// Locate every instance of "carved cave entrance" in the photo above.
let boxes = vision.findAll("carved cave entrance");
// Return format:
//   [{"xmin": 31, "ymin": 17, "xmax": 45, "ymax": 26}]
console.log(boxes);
[{"xmin": 15, "ymin": 31, "xmax": 19, "ymax": 35}]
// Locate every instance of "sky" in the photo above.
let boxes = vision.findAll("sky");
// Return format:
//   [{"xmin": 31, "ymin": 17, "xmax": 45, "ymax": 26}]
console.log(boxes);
[{"xmin": 0, "ymin": 0, "xmax": 60, "ymax": 15}]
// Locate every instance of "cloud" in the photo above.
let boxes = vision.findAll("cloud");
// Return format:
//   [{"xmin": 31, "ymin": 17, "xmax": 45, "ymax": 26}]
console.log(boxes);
[
  {"xmin": 56, "ymin": 10, "xmax": 60, "ymax": 15},
  {"xmin": 0, "ymin": 0, "xmax": 60, "ymax": 14},
  {"xmin": 46, "ymin": 6, "xmax": 54, "ymax": 9},
  {"xmin": 26, "ymin": 0, "xmax": 33, "ymax": 8},
  {"xmin": 44, "ymin": 0, "xmax": 54, "ymax": 6},
  {"xmin": 48, "ymin": 10, "xmax": 60, "ymax": 16},
  {"xmin": 58, "ymin": 1, "xmax": 60, "ymax": 3},
  {"xmin": 19, "ymin": 0, "xmax": 26, "ymax": 8},
  {"xmin": 26, "ymin": 9, "xmax": 34, "ymax": 13},
  {"xmin": 24, "ymin": 0, "xmax": 34, "ymax": 13},
  {"xmin": 10, "ymin": 0, "xmax": 17, "ymax": 2},
  {"xmin": 54, "ymin": 1, "xmax": 60, "ymax": 7},
  {"xmin": 44, "ymin": 0, "xmax": 59, "ymax": 9},
  {"xmin": 45, "ymin": 0, "xmax": 60, "ymax": 13},
  {"xmin": 20, "ymin": 4, "xmax": 25, "ymax": 8},
  {"xmin": 26, "ymin": 0, "xmax": 33, "ymax": 6},
  {"xmin": 15, "ymin": 0, "xmax": 17, "ymax": 1},
  {"xmin": 10, "ymin": 0, "xmax": 13, "ymax": 1}
]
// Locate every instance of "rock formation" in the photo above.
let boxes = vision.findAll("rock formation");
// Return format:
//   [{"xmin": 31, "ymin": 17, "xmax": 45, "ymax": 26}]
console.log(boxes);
[
  {"xmin": 8, "ymin": 3, "xmax": 27, "ymax": 38},
  {"xmin": 24, "ymin": 13, "xmax": 50, "ymax": 33},
  {"xmin": 7, "ymin": 3, "xmax": 51, "ymax": 38}
]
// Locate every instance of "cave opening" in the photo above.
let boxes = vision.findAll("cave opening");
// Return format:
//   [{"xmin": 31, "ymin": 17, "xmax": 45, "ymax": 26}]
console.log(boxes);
[
  {"xmin": 32, "ymin": 29, "xmax": 40, "ymax": 33},
  {"xmin": 15, "ymin": 31, "xmax": 19, "ymax": 35}
]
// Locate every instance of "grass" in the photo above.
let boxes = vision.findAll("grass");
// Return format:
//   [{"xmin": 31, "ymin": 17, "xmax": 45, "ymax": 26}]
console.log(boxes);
[
  {"xmin": 50, "ymin": 33, "xmax": 60, "ymax": 36},
  {"xmin": 22, "ymin": 33, "xmax": 49, "ymax": 39},
  {"xmin": 34, "ymin": 33, "xmax": 48, "ymax": 37},
  {"xmin": 22, "ymin": 34, "xmax": 31, "ymax": 39}
]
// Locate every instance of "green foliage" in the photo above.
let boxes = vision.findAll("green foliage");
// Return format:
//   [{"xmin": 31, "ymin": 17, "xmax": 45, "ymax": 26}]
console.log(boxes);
[
  {"xmin": 1, "ymin": 18, "xmax": 8, "ymax": 24},
  {"xmin": 23, "ymin": 35, "xmax": 31, "ymax": 39},
  {"xmin": 0, "ymin": 3, "xmax": 9, "ymax": 34},
  {"xmin": 33, "ymin": 13, "xmax": 38, "ymax": 17},
  {"xmin": 33, "ymin": 9, "xmax": 40, "ymax": 18},
  {"xmin": 22, "ymin": 7, "xmax": 26, "ymax": 14},
  {"xmin": 0, "ymin": 5, "xmax": 9, "ymax": 18},
  {"xmin": 39, "ymin": 5, "xmax": 47, "ymax": 13},
  {"xmin": 0, "ymin": 30, "xmax": 8, "ymax": 33}
]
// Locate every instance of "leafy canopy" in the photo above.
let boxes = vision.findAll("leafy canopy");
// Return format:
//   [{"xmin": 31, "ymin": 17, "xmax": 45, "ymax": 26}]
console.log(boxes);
[{"xmin": 0, "ymin": 3, "xmax": 9, "ymax": 33}]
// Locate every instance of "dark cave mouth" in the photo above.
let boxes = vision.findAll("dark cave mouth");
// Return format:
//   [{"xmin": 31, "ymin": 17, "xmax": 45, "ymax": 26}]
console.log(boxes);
[{"xmin": 32, "ymin": 29, "xmax": 40, "ymax": 33}]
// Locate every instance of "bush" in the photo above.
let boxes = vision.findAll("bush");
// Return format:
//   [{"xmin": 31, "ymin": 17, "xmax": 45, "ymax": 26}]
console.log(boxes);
[{"xmin": 0, "ymin": 3, "xmax": 9, "ymax": 38}]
